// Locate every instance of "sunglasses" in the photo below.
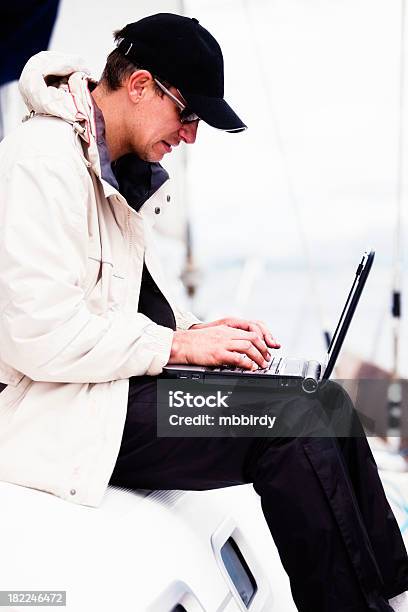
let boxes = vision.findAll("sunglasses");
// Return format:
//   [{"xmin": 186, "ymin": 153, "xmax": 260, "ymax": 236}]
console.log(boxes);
[{"xmin": 154, "ymin": 78, "xmax": 200, "ymax": 124}]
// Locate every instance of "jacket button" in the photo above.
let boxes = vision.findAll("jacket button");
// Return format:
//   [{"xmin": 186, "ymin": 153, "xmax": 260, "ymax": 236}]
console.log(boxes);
[
  {"xmin": 154, "ymin": 207, "xmax": 161, "ymax": 214},
  {"xmin": 70, "ymin": 489, "xmax": 76, "ymax": 496},
  {"xmin": 166, "ymin": 195, "xmax": 171, "ymax": 202}
]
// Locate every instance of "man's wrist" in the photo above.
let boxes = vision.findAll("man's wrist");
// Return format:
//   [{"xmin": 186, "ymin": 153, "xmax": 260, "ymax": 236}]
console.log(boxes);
[{"xmin": 169, "ymin": 329, "xmax": 188, "ymax": 364}]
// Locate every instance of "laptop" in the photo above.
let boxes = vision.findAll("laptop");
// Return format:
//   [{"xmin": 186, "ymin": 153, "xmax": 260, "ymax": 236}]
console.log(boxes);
[{"xmin": 162, "ymin": 251, "xmax": 375, "ymax": 393}]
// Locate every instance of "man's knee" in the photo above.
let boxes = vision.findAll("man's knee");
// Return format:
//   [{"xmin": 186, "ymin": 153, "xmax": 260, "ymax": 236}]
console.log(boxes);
[
  {"xmin": 317, "ymin": 379, "xmax": 353, "ymax": 404},
  {"xmin": 317, "ymin": 379, "xmax": 365, "ymax": 437}
]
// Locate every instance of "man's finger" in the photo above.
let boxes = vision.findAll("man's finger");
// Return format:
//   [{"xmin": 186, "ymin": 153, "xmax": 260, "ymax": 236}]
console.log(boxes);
[
  {"xmin": 229, "ymin": 339, "xmax": 268, "ymax": 369},
  {"xmin": 223, "ymin": 318, "xmax": 280, "ymax": 350},
  {"xmin": 218, "ymin": 350, "xmax": 254, "ymax": 370},
  {"xmin": 223, "ymin": 327, "xmax": 270, "ymax": 360},
  {"xmin": 246, "ymin": 322, "xmax": 274, "ymax": 354},
  {"xmin": 254, "ymin": 320, "xmax": 281, "ymax": 348},
  {"xmin": 229, "ymin": 352, "xmax": 257, "ymax": 370}
]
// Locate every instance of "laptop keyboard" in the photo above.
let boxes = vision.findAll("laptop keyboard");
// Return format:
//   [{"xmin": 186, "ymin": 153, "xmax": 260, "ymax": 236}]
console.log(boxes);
[
  {"xmin": 259, "ymin": 356, "xmax": 282, "ymax": 374},
  {"xmin": 213, "ymin": 355, "xmax": 282, "ymax": 374}
]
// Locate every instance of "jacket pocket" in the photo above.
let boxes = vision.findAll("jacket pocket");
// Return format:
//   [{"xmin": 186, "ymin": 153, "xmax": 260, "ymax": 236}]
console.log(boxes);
[
  {"xmin": 84, "ymin": 255, "xmax": 103, "ymax": 298},
  {"xmin": 84, "ymin": 257, "xmax": 126, "ymax": 314}
]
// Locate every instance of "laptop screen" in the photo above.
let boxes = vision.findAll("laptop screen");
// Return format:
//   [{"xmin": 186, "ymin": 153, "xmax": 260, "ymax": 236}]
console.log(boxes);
[{"xmin": 323, "ymin": 250, "xmax": 375, "ymax": 380}]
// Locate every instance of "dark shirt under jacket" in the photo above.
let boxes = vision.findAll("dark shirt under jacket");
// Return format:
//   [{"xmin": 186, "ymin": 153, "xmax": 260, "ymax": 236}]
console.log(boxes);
[{"xmin": 112, "ymin": 154, "xmax": 177, "ymax": 333}]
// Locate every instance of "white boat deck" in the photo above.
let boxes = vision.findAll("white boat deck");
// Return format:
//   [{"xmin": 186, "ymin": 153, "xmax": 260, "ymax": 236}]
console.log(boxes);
[{"xmin": 0, "ymin": 481, "xmax": 294, "ymax": 611}]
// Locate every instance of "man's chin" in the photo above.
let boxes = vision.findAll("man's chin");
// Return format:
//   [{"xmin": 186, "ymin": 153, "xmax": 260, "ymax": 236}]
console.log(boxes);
[
  {"xmin": 136, "ymin": 153, "xmax": 164, "ymax": 163},
  {"xmin": 144, "ymin": 149, "xmax": 165, "ymax": 163}
]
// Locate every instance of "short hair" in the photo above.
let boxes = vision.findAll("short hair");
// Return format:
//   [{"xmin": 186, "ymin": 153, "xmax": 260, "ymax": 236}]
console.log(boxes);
[{"xmin": 100, "ymin": 27, "xmax": 170, "ymax": 92}]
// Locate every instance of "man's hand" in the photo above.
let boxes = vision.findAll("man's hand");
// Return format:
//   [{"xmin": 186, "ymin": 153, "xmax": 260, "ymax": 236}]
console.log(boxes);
[
  {"xmin": 168, "ymin": 318, "xmax": 280, "ymax": 370},
  {"xmin": 190, "ymin": 317, "xmax": 280, "ymax": 350}
]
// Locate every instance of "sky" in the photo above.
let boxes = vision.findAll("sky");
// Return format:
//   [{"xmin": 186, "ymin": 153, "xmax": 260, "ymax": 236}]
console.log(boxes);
[{"xmin": 182, "ymin": 0, "xmax": 406, "ymax": 262}]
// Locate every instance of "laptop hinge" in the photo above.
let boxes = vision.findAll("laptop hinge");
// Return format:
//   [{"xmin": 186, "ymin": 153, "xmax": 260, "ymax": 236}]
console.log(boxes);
[{"xmin": 302, "ymin": 360, "xmax": 321, "ymax": 393}]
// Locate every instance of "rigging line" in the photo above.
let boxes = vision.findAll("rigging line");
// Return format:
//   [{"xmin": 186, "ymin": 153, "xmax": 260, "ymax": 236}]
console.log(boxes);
[
  {"xmin": 242, "ymin": 0, "xmax": 331, "ymax": 349},
  {"xmin": 392, "ymin": 0, "xmax": 406, "ymax": 379}
]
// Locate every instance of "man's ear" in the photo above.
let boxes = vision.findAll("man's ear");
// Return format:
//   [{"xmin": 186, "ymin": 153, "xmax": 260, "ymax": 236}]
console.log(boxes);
[{"xmin": 127, "ymin": 70, "xmax": 154, "ymax": 104}]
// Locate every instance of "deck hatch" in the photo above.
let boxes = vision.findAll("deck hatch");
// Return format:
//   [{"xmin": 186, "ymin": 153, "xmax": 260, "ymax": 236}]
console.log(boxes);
[{"xmin": 221, "ymin": 537, "xmax": 257, "ymax": 607}]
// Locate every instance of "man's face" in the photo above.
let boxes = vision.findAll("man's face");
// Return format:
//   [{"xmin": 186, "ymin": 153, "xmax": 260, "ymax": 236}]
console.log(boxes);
[{"xmin": 126, "ymin": 77, "xmax": 199, "ymax": 162}]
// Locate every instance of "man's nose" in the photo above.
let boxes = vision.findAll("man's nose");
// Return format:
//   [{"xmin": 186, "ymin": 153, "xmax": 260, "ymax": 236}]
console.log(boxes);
[{"xmin": 179, "ymin": 120, "xmax": 199, "ymax": 144}]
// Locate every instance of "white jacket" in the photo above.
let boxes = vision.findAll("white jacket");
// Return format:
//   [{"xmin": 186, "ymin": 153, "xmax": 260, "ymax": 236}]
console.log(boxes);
[{"xmin": 0, "ymin": 52, "xmax": 199, "ymax": 506}]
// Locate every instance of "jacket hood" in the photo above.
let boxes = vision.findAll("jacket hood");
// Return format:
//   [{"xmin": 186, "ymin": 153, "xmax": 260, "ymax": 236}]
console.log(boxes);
[
  {"xmin": 19, "ymin": 51, "xmax": 92, "ymax": 124},
  {"xmin": 18, "ymin": 51, "xmax": 103, "ymax": 177}
]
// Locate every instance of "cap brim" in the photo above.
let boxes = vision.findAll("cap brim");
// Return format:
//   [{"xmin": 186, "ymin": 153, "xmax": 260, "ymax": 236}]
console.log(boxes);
[{"xmin": 182, "ymin": 92, "xmax": 247, "ymax": 132}]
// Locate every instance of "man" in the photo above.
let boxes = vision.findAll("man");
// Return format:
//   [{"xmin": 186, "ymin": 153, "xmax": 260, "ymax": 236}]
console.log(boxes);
[{"xmin": 0, "ymin": 13, "xmax": 407, "ymax": 612}]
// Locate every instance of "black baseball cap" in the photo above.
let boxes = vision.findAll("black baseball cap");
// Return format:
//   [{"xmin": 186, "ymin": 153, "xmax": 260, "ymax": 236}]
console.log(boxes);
[{"xmin": 115, "ymin": 13, "xmax": 247, "ymax": 133}]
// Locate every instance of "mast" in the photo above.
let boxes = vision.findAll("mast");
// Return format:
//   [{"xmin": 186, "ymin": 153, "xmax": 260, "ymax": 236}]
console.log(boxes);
[{"xmin": 392, "ymin": 0, "xmax": 406, "ymax": 382}]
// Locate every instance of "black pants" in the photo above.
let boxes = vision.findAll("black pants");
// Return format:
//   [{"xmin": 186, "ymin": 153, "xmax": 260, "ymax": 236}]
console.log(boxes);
[{"xmin": 109, "ymin": 378, "xmax": 408, "ymax": 612}]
